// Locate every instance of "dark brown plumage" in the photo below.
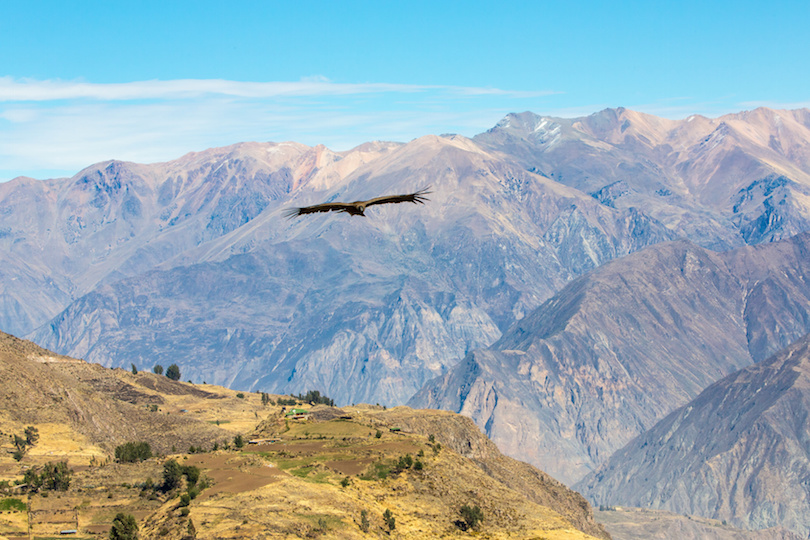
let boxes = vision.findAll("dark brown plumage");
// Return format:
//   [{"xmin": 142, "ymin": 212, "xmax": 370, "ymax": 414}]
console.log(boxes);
[{"xmin": 284, "ymin": 187, "xmax": 430, "ymax": 218}]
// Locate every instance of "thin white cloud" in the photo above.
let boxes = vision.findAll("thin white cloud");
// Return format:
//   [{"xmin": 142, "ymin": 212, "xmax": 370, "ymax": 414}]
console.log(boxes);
[{"xmin": 0, "ymin": 77, "xmax": 555, "ymax": 102}]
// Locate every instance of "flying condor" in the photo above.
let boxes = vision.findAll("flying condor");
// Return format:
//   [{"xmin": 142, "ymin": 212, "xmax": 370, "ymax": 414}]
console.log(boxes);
[{"xmin": 284, "ymin": 187, "xmax": 430, "ymax": 218}]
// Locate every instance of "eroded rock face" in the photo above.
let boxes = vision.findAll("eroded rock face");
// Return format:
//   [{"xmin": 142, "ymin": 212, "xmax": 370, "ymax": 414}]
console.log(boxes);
[
  {"xmin": 577, "ymin": 333, "xmax": 810, "ymax": 538},
  {"xmin": 411, "ymin": 233, "xmax": 810, "ymax": 484},
  {"xmin": 19, "ymin": 134, "xmax": 674, "ymax": 406}
]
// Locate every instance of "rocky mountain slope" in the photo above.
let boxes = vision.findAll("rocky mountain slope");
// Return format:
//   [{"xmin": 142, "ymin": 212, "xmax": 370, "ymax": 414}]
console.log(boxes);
[
  {"xmin": 576, "ymin": 332, "xmax": 810, "ymax": 537},
  {"xmin": 410, "ymin": 233, "xmax": 810, "ymax": 484},
  {"xmin": 21, "ymin": 134, "xmax": 673, "ymax": 406}
]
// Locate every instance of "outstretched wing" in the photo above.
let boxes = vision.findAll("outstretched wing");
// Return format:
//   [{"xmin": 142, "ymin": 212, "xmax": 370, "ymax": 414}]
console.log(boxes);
[
  {"xmin": 362, "ymin": 187, "xmax": 431, "ymax": 208},
  {"xmin": 283, "ymin": 202, "xmax": 355, "ymax": 219}
]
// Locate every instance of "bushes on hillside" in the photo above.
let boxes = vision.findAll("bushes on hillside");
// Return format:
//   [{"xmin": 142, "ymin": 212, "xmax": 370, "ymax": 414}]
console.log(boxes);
[
  {"xmin": 115, "ymin": 441, "xmax": 152, "ymax": 463},
  {"xmin": 295, "ymin": 389, "xmax": 335, "ymax": 406},
  {"xmin": 456, "ymin": 504, "xmax": 484, "ymax": 531},
  {"xmin": 109, "ymin": 512, "xmax": 139, "ymax": 540},
  {"xmin": 23, "ymin": 461, "xmax": 72, "ymax": 492}
]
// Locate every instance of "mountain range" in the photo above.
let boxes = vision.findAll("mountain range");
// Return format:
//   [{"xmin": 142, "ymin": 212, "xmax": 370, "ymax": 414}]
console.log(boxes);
[
  {"xmin": 3, "ymin": 107, "xmax": 809, "ymax": 408},
  {"xmin": 3, "ymin": 107, "xmax": 810, "ymax": 536}
]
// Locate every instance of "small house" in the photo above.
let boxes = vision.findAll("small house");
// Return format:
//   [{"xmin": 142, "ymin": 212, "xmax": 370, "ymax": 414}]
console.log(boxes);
[{"xmin": 285, "ymin": 408, "xmax": 310, "ymax": 420}]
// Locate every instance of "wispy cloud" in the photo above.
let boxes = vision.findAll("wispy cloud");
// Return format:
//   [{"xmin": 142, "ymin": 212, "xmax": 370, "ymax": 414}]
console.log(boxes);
[
  {"xmin": 0, "ymin": 77, "xmax": 555, "ymax": 102},
  {"xmin": 0, "ymin": 78, "xmax": 560, "ymax": 181}
]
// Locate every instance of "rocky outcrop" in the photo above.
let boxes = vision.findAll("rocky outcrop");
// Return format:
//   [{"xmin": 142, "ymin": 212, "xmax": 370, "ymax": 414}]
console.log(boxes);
[
  {"xmin": 576, "ymin": 333, "xmax": 810, "ymax": 537},
  {"xmin": 352, "ymin": 406, "xmax": 611, "ymax": 540}
]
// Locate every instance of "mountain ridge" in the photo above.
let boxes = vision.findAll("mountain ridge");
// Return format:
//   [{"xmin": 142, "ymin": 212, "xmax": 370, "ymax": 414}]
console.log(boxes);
[
  {"xmin": 576, "ymin": 332, "xmax": 810, "ymax": 537},
  {"xmin": 410, "ymin": 232, "xmax": 810, "ymax": 484}
]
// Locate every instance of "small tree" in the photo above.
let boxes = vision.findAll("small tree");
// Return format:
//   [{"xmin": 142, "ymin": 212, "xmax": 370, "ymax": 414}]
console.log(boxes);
[
  {"xmin": 383, "ymin": 509, "xmax": 396, "ymax": 531},
  {"xmin": 153, "ymin": 364, "xmax": 164, "ymax": 375},
  {"xmin": 24, "ymin": 426, "xmax": 39, "ymax": 446},
  {"xmin": 43, "ymin": 461, "xmax": 72, "ymax": 490},
  {"xmin": 109, "ymin": 512, "xmax": 139, "ymax": 540},
  {"xmin": 130, "ymin": 363, "xmax": 138, "ymax": 374},
  {"xmin": 233, "ymin": 434, "xmax": 245, "ymax": 449},
  {"xmin": 162, "ymin": 458, "xmax": 183, "ymax": 491},
  {"xmin": 165, "ymin": 364, "xmax": 181, "ymax": 381}
]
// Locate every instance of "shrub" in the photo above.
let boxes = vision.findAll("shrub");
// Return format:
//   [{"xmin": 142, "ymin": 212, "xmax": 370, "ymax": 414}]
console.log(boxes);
[
  {"xmin": 236, "ymin": 392, "xmax": 245, "ymax": 399},
  {"xmin": 396, "ymin": 454, "xmax": 413, "ymax": 470},
  {"xmin": 153, "ymin": 364, "xmax": 164, "ymax": 375},
  {"xmin": 109, "ymin": 512, "xmax": 139, "ymax": 540},
  {"xmin": 375, "ymin": 430, "xmax": 382, "ymax": 439},
  {"xmin": 340, "ymin": 477, "xmax": 350, "ymax": 488},
  {"xmin": 182, "ymin": 465, "xmax": 200, "ymax": 487},
  {"xmin": 115, "ymin": 442, "xmax": 152, "ymax": 463},
  {"xmin": 458, "ymin": 504, "xmax": 484, "ymax": 531},
  {"xmin": 359, "ymin": 510, "xmax": 370, "ymax": 533}
]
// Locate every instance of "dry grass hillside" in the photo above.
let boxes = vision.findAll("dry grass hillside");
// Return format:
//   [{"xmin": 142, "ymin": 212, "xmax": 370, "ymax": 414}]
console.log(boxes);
[{"xmin": 0, "ymin": 331, "xmax": 609, "ymax": 539}]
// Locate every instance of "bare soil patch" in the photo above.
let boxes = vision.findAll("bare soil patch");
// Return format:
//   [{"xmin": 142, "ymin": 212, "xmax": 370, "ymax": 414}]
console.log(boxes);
[{"xmin": 185, "ymin": 453, "xmax": 286, "ymax": 500}]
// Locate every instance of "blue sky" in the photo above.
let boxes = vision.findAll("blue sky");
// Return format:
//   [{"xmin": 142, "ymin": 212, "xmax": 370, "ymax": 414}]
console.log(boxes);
[{"xmin": 2, "ymin": 0, "xmax": 809, "ymax": 181}]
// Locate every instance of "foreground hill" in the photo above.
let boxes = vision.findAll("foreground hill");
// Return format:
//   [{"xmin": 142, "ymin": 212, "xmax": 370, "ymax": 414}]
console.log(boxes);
[
  {"xmin": 0, "ymin": 330, "xmax": 241, "ymax": 457},
  {"xmin": 0, "ymin": 331, "xmax": 608, "ymax": 539},
  {"xmin": 411, "ymin": 233, "xmax": 810, "ymax": 484},
  {"xmin": 577, "ymin": 332, "xmax": 810, "ymax": 537}
]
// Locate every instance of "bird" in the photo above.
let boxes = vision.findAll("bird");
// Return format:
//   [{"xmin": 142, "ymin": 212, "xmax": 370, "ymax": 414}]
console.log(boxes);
[{"xmin": 283, "ymin": 187, "xmax": 430, "ymax": 218}]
